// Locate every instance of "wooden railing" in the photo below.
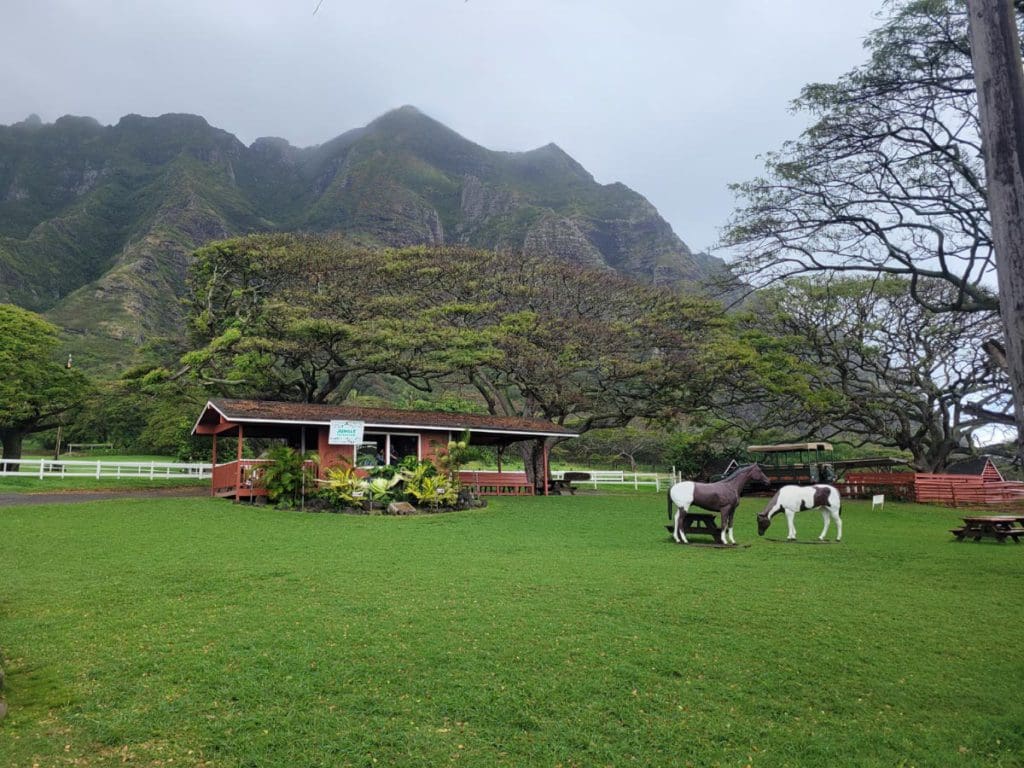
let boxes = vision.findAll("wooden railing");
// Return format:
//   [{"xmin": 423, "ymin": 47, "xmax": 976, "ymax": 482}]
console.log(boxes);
[
  {"xmin": 211, "ymin": 459, "xmax": 319, "ymax": 499},
  {"xmin": 211, "ymin": 459, "xmax": 273, "ymax": 498},
  {"xmin": 839, "ymin": 472, "xmax": 916, "ymax": 501},
  {"xmin": 913, "ymin": 475, "xmax": 1024, "ymax": 506},
  {"xmin": 839, "ymin": 470, "xmax": 1024, "ymax": 506}
]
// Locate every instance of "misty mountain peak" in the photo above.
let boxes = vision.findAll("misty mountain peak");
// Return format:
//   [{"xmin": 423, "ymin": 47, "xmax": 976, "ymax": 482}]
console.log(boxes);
[{"xmin": 0, "ymin": 106, "xmax": 717, "ymax": 367}]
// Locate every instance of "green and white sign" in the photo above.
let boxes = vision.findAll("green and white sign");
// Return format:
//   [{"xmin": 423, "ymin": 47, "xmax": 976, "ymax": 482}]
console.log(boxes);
[{"xmin": 328, "ymin": 420, "xmax": 365, "ymax": 445}]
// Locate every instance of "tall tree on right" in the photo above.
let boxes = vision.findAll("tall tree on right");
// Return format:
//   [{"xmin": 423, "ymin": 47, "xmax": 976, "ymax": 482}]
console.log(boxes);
[
  {"xmin": 724, "ymin": 0, "xmax": 1024, "ymax": 462},
  {"xmin": 964, "ymin": 0, "xmax": 1024, "ymax": 464}
]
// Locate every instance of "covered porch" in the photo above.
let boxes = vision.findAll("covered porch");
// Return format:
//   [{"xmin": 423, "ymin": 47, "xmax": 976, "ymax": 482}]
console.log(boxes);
[{"xmin": 193, "ymin": 398, "xmax": 576, "ymax": 502}]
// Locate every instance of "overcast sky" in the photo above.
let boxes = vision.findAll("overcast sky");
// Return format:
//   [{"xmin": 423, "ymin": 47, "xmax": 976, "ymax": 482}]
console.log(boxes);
[{"xmin": 1, "ymin": 0, "xmax": 883, "ymax": 253}]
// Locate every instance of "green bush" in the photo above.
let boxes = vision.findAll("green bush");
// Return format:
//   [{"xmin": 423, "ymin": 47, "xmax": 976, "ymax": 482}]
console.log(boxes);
[
  {"xmin": 318, "ymin": 459, "xmax": 460, "ymax": 513},
  {"xmin": 318, "ymin": 465, "xmax": 366, "ymax": 508},
  {"xmin": 260, "ymin": 446, "xmax": 318, "ymax": 505},
  {"xmin": 404, "ymin": 472, "xmax": 457, "ymax": 509}
]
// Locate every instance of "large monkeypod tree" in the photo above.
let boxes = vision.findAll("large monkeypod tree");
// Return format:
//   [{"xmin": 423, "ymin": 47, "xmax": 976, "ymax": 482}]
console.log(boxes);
[
  {"xmin": 724, "ymin": 0, "xmax": 1024, "ymax": 462},
  {"xmin": 0, "ymin": 304, "xmax": 91, "ymax": 462},
  {"xmin": 181, "ymin": 235, "xmax": 497, "ymax": 403},
  {"xmin": 180, "ymin": 239, "xmax": 759, "ymax": 487},
  {"xmin": 381, "ymin": 247, "xmax": 749, "ymax": 486},
  {"xmin": 749, "ymin": 277, "xmax": 1010, "ymax": 471}
]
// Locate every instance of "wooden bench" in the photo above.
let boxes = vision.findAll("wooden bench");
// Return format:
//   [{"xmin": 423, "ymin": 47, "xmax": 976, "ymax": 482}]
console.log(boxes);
[{"xmin": 459, "ymin": 471, "xmax": 534, "ymax": 496}]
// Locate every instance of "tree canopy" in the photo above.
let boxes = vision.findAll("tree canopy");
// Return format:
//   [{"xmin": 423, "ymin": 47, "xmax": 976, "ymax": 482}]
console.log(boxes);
[
  {"xmin": 724, "ymin": 0, "xmax": 1011, "ymax": 314},
  {"xmin": 724, "ymin": 0, "xmax": 1024, "ymax": 462},
  {"xmin": 0, "ymin": 304, "xmax": 91, "ymax": 460},
  {"xmin": 747, "ymin": 276, "xmax": 1009, "ymax": 470},
  {"xmin": 178, "ymin": 235, "xmax": 765, "ymax": 481}
]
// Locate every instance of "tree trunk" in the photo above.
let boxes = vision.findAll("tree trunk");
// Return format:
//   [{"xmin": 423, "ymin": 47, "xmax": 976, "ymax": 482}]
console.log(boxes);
[
  {"xmin": 967, "ymin": 0, "xmax": 1024, "ymax": 465},
  {"xmin": 917, "ymin": 439, "xmax": 960, "ymax": 474},
  {"xmin": 0, "ymin": 429, "xmax": 24, "ymax": 472},
  {"xmin": 520, "ymin": 439, "xmax": 547, "ymax": 492}
]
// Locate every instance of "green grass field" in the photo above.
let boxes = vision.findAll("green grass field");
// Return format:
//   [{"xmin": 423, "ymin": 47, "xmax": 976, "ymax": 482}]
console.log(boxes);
[
  {"xmin": 0, "ymin": 476, "xmax": 208, "ymax": 494},
  {"xmin": 1, "ymin": 494, "xmax": 1022, "ymax": 767}
]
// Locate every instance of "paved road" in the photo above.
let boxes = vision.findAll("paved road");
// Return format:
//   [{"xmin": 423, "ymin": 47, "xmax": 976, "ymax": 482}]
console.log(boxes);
[{"xmin": 0, "ymin": 487, "xmax": 209, "ymax": 507}]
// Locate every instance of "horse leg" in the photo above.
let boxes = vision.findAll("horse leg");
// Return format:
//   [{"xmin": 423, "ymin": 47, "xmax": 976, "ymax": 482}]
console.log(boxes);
[
  {"xmin": 726, "ymin": 505, "xmax": 737, "ymax": 545},
  {"xmin": 785, "ymin": 508, "xmax": 797, "ymax": 540},
  {"xmin": 833, "ymin": 507, "xmax": 842, "ymax": 541},
  {"xmin": 673, "ymin": 507, "xmax": 689, "ymax": 545},
  {"xmin": 819, "ymin": 508, "xmax": 830, "ymax": 540}
]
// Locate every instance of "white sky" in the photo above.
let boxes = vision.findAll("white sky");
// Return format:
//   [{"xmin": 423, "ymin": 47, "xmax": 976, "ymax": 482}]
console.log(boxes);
[{"xmin": 0, "ymin": 0, "xmax": 883, "ymax": 253}]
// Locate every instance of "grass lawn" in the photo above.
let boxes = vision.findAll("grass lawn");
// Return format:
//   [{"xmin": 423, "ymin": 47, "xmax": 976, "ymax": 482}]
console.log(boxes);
[
  {"xmin": 0, "ymin": 476, "xmax": 208, "ymax": 494},
  {"xmin": 1, "ymin": 494, "xmax": 1022, "ymax": 767}
]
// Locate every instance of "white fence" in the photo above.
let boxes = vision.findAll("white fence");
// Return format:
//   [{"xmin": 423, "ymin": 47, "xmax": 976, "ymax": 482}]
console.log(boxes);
[
  {"xmin": 551, "ymin": 469, "xmax": 671, "ymax": 491},
  {"xmin": 0, "ymin": 458, "xmax": 212, "ymax": 480},
  {"xmin": 0, "ymin": 458, "xmax": 668, "ymax": 490}
]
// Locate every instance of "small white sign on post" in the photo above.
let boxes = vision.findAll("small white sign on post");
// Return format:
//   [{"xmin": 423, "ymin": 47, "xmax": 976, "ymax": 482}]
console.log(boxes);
[{"xmin": 328, "ymin": 420, "xmax": 365, "ymax": 445}]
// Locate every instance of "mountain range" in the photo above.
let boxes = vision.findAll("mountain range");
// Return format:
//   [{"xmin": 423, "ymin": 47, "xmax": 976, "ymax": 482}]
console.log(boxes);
[{"xmin": 0, "ymin": 106, "xmax": 717, "ymax": 368}]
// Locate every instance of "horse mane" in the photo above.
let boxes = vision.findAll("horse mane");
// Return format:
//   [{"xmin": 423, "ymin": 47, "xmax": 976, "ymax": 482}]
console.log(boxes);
[{"xmin": 720, "ymin": 463, "xmax": 757, "ymax": 481}]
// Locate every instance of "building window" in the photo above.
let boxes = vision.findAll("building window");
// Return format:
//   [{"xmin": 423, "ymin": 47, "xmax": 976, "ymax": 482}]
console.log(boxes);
[{"xmin": 355, "ymin": 433, "xmax": 420, "ymax": 467}]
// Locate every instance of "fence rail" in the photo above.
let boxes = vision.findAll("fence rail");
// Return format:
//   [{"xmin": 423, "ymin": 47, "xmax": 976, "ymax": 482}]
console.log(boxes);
[
  {"xmin": 551, "ymin": 469, "xmax": 671, "ymax": 491},
  {"xmin": 0, "ymin": 458, "xmax": 671, "ymax": 491},
  {"xmin": 0, "ymin": 458, "xmax": 212, "ymax": 480}
]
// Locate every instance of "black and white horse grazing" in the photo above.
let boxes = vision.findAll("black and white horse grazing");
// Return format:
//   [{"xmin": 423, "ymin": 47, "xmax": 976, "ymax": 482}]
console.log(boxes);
[
  {"xmin": 757, "ymin": 484, "xmax": 842, "ymax": 541},
  {"xmin": 667, "ymin": 463, "xmax": 770, "ymax": 545}
]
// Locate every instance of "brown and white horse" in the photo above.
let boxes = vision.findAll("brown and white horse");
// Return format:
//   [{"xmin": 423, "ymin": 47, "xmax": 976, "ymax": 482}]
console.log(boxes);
[
  {"xmin": 757, "ymin": 484, "xmax": 842, "ymax": 541},
  {"xmin": 667, "ymin": 463, "xmax": 769, "ymax": 545}
]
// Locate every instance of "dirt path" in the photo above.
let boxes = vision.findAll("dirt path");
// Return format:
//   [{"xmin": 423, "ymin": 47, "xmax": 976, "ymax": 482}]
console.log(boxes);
[{"xmin": 0, "ymin": 486, "xmax": 209, "ymax": 507}]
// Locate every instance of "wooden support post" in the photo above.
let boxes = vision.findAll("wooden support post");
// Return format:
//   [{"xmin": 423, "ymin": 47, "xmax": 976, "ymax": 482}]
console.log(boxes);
[
  {"xmin": 211, "ymin": 434, "xmax": 218, "ymax": 497},
  {"xmin": 235, "ymin": 424, "xmax": 244, "ymax": 503},
  {"xmin": 542, "ymin": 440, "xmax": 549, "ymax": 497}
]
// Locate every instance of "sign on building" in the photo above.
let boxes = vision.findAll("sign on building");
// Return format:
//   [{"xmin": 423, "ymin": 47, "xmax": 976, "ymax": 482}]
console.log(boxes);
[{"xmin": 328, "ymin": 420, "xmax": 365, "ymax": 445}]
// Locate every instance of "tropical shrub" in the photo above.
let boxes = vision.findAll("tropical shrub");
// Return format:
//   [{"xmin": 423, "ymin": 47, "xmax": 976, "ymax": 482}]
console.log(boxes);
[
  {"xmin": 404, "ymin": 473, "xmax": 458, "ymax": 509},
  {"xmin": 319, "ymin": 465, "xmax": 366, "ymax": 508},
  {"xmin": 435, "ymin": 430, "xmax": 472, "ymax": 487},
  {"xmin": 365, "ymin": 474, "xmax": 403, "ymax": 506},
  {"xmin": 318, "ymin": 457, "xmax": 464, "ymax": 513},
  {"xmin": 261, "ymin": 446, "xmax": 318, "ymax": 505}
]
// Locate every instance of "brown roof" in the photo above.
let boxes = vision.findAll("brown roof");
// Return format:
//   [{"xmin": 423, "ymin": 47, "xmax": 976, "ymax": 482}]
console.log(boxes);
[
  {"xmin": 945, "ymin": 456, "xmax": 1003, "ymax": 480},
  {"xmin": 194, "ymin": 398, "xmax": 576, "ymax": 438}
]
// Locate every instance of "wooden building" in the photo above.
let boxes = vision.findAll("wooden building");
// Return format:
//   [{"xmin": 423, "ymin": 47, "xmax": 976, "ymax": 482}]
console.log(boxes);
[
  {"xmin": 841, "ymin": 456, "xmax": 1023, "ymax": 506},
  {"xmin": 192, "ymin": 398, "xmax": 577, "ymax": 500}
]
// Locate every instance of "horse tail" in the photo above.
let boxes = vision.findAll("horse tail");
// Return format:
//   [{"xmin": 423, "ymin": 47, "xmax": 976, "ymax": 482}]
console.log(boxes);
[{"xmin": 667, "ymin": 485, "xmax": 673, "ymax": 520}]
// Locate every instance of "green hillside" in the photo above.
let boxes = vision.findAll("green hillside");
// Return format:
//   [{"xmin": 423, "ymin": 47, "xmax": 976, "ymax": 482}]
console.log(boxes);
[{"xmin": 0, "ymin": 106, "xmax": 714, "ymax": 370}]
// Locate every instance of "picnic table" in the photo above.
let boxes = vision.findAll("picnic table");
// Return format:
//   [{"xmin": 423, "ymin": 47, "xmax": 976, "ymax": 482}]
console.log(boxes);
[
  {"xmin": 950, "ymin": 515, "xmax": 1024, "ymax": 542},
  {"xmin": 549, "ymin": 471, "xmax": 591, "ymax": 495},
  {"xmin": 664, "ymin": 512, "xmax": 723, "ymax": 541}
]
